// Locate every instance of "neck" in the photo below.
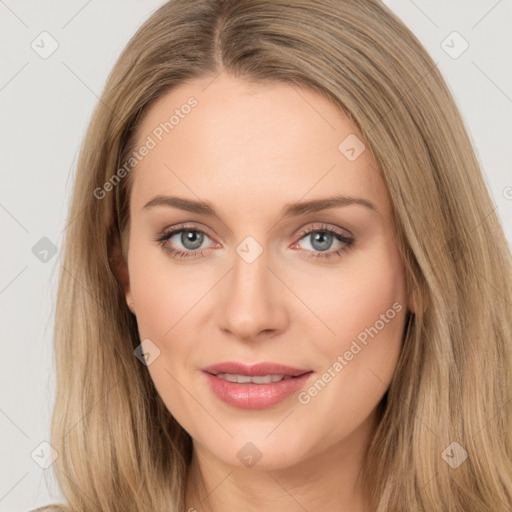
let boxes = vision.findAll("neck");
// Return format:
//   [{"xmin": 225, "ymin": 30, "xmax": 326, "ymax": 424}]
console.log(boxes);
[{"xmin": 184, "ymin": 409, "xmax": 377, "ymax": 512}]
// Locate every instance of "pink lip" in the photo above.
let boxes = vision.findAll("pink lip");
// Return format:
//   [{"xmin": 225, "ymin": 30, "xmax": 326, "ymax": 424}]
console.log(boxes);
[
  {"xmin": 201, "ymin": 361, "xmax": 314, "ymax": 410},
  {"xmin": 202, "ymin": 361, "xmax": 311, "ymax": 377}
]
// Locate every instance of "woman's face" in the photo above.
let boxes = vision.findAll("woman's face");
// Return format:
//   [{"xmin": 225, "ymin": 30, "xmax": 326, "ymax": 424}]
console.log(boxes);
[{"xmin": 123, "ymin": 74, "xmax": 410, "ymax": 471}]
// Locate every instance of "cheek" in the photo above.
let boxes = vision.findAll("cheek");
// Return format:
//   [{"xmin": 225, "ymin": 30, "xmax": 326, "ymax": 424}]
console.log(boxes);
[
  {"xmin": 127, "ymin": 233, "xmax": 208, "ymax": 338},
  {"xmin": 302, "ymin": 239, "xmax": 407, "ymax": 373},
  {"xmin": 127, "ymin": 243, "xmax": 203, "ymax": 428},
  {"xmin": 311, "ymin": 275, "xmax": 402, "ymax": 329},
  {"xmin": 291, "ymin": 244, "xmax": 407, "ymax": 445}
]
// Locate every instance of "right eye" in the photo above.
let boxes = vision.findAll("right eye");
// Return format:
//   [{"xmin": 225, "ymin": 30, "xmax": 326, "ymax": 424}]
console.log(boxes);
[{"xmin": 155, "ymin": 225, "xmax": 218, "ymax": 260}]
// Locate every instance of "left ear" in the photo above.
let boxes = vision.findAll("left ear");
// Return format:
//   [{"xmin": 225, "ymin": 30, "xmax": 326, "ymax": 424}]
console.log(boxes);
[
  {"xmin": 406, "ymin": 274, "xmax": 426, "ymax": 317},
  {"xmin": 109, "ymin": 231, "xmax": 135, "ymax": 314}
]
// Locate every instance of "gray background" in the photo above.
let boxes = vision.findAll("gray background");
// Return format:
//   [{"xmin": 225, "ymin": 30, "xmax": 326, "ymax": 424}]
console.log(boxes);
[{"xmin": 1, "ymin": 1, "xmax": 511, "ymax": 510}]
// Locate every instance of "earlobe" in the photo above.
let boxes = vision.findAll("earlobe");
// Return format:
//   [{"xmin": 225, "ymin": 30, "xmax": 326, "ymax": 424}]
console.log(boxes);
[
  {"xmin": 407, "ymin": 279, "xmax": 425, "ymax": 317},
  {"xmin": 122, "ymin": 265, "xmax": 136, "ymax": 315},
  {"xmin": 127, "ymin": 297, "xmax": 136, "ymax": 315},
  {"xmin": 125, "ymin": 289, "xmax": 135, "ymax": 315}
]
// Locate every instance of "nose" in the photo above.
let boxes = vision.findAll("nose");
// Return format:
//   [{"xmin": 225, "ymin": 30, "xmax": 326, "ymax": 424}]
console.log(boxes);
[{"xmin": 217, "ymin": 245, "xmax": 289, "ymax": 342}]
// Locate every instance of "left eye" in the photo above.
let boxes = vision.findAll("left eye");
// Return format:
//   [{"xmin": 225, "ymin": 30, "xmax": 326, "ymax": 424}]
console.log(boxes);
[
  {"xmin": 292, "ymin": 225, "xmax": 354, "ymax": 260},
  {"xmin": 296, "ymin": 229, "xmax": 346, "ymax": 252}
]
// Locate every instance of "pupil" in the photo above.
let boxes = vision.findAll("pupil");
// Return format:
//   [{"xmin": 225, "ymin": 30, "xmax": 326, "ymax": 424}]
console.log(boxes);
[
  {"xmin": 312, "ymin": 232, "xmax": 332, "ymax": 252},
  {"xmin": 182, "ymin": 230, "xmax": 203, "ymax": 250}
]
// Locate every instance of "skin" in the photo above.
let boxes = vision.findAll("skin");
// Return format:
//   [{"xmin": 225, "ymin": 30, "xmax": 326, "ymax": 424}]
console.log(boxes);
[{"xmin": 121, "ymin": 74, "xmax": 412, "ymax": 512}]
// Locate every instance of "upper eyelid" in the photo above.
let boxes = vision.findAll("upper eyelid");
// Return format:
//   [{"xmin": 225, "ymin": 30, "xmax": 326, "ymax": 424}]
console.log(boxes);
[
  {"xmin": 161, "ymin": 223, "xmax": 215, "ymax": 241},
  {"xmin": 296, "ymin": 223, "xmax": 351, "ymax": 239}
]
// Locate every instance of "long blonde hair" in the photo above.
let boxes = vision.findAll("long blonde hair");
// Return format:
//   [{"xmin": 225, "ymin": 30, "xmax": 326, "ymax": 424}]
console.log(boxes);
[{"xmin": 35, "ymin": 0, "xmax": 512, "ymax": 510}]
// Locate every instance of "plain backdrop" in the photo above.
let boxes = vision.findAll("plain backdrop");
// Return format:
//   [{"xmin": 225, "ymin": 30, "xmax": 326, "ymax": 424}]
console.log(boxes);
[{"xmin": 1, "ymin": 1, "xmax": 511, "ymax": 510}]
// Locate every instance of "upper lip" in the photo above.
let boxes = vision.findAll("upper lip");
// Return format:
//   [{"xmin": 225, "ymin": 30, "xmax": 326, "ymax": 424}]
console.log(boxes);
[{"xmin": 202, "ymin": 362, "xmax": 312, "ymax": 377}]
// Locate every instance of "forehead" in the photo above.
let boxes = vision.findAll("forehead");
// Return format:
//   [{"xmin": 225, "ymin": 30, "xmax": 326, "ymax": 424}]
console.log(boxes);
[{"xmin": 130, "ymin": 74, "xmax": 389, "ymax": 219}]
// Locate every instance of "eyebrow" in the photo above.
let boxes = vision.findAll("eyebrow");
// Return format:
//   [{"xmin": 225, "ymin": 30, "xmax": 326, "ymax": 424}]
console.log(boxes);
[{"xmin": 143, "ymin": 194, "xmax": 379, "ymax": 217}]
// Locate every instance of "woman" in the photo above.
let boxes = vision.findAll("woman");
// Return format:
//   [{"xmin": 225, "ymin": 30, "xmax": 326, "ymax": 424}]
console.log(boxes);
[{"xmin": 35, "ymin": 0, "xmax": 512, "ymax": 510}]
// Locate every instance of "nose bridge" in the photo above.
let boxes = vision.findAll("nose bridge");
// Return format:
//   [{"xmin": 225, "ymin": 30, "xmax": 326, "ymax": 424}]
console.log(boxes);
[
  {"xmin": 218, "ymin": 235, "xmax": 287, "ymax": 339},
  {"xmin": 232, "ymin": 238, "xmax": 269, "ymax": 294},
  {"xmin": 231, "ymin": 236, "xmax": 273, "ymax": 310}
]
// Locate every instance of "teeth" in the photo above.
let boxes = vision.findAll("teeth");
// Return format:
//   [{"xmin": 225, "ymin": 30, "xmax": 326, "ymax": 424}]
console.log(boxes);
[{"xmin": 216, "ymin": 373, "xmax": 294, "ymax": 384}]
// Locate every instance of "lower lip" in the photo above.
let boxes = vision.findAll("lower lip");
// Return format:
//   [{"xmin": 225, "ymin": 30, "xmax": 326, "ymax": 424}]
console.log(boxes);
[{"xmin": 203, "ymin": 371, "xmax": 314, "ymax": 409}]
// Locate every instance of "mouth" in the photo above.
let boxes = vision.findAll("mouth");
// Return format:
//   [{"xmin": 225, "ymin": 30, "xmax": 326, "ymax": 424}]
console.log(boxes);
[{"xmin": 201, "ymin": 362, "xmax": 314, "ymax": 409}]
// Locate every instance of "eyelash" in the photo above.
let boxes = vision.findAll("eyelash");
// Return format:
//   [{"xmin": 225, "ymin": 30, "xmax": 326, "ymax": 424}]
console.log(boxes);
[{"xmin": 155, "ymin": 223, "xmax": 354, "ymax": 261}]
